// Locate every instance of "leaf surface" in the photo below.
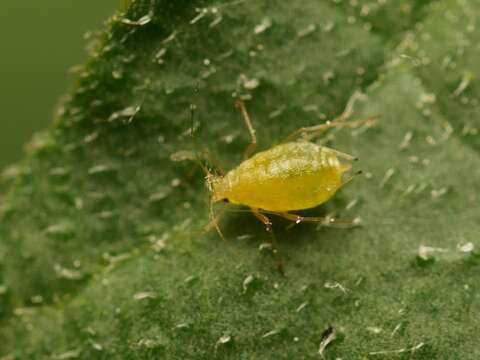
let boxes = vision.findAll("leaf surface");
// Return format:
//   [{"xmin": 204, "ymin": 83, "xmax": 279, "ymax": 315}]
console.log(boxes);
[{"xmin": 1, "ymin": 0, "xmax": 479, "ymax": 358}]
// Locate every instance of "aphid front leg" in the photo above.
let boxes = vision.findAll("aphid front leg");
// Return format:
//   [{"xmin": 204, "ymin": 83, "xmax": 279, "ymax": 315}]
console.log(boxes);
[
  {"xmin": 251, "ymin": 208, "xmax": 285, "ymax": 276},
  {"xmin": 208, "ymin": 197, "xmax": 226, "ymax": 241},
  {"xmin": 275, "ymin": 212, "xmax": 361, "ymax": 228},
  {"xmin": 235, "ymin": 100, "xmax": 257, "ymax": 159}
]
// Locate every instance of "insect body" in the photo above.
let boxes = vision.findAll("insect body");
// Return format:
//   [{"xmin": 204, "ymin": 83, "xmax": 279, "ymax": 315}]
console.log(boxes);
[
  {"xmin": 192, "ymin": 96, "xmax": 377, "ymax": 275},
  {"xmin": 205, "ymin": 97, "xmax": 374, "ymax": 237},
  {"xmin": 210, "ymin": 141, "xmax": 352, "ymax": 212}
]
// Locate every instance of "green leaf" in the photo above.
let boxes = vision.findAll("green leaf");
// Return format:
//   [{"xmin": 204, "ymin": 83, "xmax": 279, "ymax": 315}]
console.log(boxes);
[{"xmin": 1, "ymin": 0, "xmax": 480, "ymax": 358}]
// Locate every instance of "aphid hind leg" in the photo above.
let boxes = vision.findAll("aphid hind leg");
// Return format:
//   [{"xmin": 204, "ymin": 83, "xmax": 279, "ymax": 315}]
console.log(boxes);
[
  {"xmin": 251, "ymin": 208, "xmax": 285, "ymax": 276},
  {"xmin": 275, "ymin": 212, "xmax": 361, "ymax": 228},
  {"xmin": 283, "ymin": 116, "xmax": 377, "ymax": 143},
  {"xmin": 284, "ymin": 91, "xmax": 378, "ymax": 142},
  {"xmin": 235, "ymin": 100, "xmax": 257, "ymax": 159},
  {"xmin": 336, "ymin": 90, "xmax": 366, "ymax": 123}
]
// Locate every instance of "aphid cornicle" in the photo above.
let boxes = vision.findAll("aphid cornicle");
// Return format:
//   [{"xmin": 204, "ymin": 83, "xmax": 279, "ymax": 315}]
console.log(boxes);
[{"xmin": 204, "ymin": 94, "xmax": 376, "ymax": 240}]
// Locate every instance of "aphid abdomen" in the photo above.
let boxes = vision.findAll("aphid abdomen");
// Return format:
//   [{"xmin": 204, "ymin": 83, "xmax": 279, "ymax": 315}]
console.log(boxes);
[{"xmin": 223, "ymin": 142, "xmax": 349, "ymax": 211}]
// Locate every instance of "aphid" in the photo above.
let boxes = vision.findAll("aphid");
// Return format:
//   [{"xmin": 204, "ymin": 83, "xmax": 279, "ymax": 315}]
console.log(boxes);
[{"xmin": 204, "ymin": 93, "xmax": 375, "ymax": 241}]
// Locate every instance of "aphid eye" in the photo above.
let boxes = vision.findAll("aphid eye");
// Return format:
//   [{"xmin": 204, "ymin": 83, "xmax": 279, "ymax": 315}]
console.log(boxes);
[{"xmin": 223, "ymin": 199, "xmax": 230, "ymax": 203}]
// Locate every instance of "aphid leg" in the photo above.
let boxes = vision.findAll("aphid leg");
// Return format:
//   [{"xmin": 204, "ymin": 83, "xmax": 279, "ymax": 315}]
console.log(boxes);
[
  {"xmin": 335, "ymin": 90, "xmax": 366, "ymax": 123},
  {"xmin": 251, "ymin": 208, "xmax": 285, "ymax": 276},
  {"xmin": 235, "ymin": 100, "xmax": 257, "ymax": 159},
  {"xmin": 275, "ymin": 212, "xmax": 361, "ymax": 228},
  {"xmin": 283, "ymin": 116, "xmax": 377, "ymax": 142},
  {"xmin": 284, "ymin": 90, "xmax": 379, "ymax": 142},
  {"xmin": 208, "ymin": 197, "xmax": 226, "ymax": 241},
  {"xmin": 203, "ymin": 207, "xmax": 224, "ymax": 234}
]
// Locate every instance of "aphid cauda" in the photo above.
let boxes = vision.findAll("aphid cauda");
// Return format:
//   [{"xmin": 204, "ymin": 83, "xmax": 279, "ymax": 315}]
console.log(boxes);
[{"xmin": 204, "ymin": 92, "xmax": 376, "ymax": 242}]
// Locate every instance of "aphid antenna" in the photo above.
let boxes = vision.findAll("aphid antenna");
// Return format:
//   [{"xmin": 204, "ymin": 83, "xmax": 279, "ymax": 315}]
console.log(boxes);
[
  {"xmin": 189, "ymin": 93, "xmax": 226, "ymax": 241},
  {"xmin": 189, "ymin": 103, "xmax": 210, "ymax": 174},
  {"xmin": 189, "ymin": 86, "xmax": 225, "ymax": 176},
  {"xmin": 189, "ymin": 102, "xmax": 217, "ymax": 193}
]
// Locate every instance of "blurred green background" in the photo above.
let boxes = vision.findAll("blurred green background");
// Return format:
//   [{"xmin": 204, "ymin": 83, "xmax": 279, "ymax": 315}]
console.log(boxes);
[{"xmin": 0, "ymin": 1, "xmax": 119, "ymax": 170}]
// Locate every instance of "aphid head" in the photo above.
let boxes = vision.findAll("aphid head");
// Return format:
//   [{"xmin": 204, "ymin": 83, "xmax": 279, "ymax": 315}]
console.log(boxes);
[{"xmin": 205, "ymin": 173, "xmax": 227, "ymax": 203}]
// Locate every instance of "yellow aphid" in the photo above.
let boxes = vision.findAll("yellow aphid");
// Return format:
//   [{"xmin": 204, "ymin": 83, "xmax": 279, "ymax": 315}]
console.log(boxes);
[
  {"xmin": 210, "ymin": 142, "xmax": 352, "ymax": 212},
  {"xmin": 205, "ymin": 95, "xmax": 375, "ymax": 239}
]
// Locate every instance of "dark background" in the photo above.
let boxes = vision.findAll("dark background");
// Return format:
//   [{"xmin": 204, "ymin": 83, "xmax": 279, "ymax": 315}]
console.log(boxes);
[{"xmin": 0, "ymin": 1, "xmax": 119, "ymax": 169}]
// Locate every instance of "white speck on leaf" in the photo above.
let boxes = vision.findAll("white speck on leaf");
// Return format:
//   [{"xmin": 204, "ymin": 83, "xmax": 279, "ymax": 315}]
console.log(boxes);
[
  {"xmin": 369, "ymin": 342, "xmax": 425, "ymax": 356},
  {"xmin": 254, "ymin": 17, "xmax": 272, "ymax": 34},
  {"xmin": 133, "ymin": 291, "xmax": 157, "ymax": 301},
  {"xmin": 121, "ymin": 11, "xmax": 153, "ymax": 26}
]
